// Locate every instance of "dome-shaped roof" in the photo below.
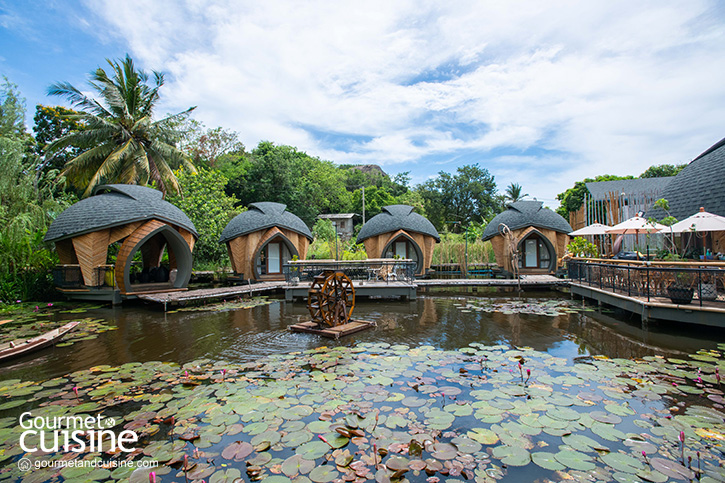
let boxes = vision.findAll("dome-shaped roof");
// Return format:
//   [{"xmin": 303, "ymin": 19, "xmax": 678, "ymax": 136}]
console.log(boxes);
[
  {"xmin": 44, "ymin": 184, "xmax": 198, "ymax": 242},
  {"xmin": 482, "ymin": 200, "xmax": 572, "ymax": 240},
  {"xmin": 357, "ymin": 205, "xmax": 440, "ymax": 243},
  {"xmin": 220, "ymin": 202, "xmax": 312, "ymax": 243}
]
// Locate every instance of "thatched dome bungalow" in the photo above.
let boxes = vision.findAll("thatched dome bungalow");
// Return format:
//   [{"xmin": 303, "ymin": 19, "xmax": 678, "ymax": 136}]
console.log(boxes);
[
  {"xmin": 483, "ymin": 201, "xmax": 572, "ymax": 274},
  {"xmin": 44, "ymin": 184, "xmax": 198, "ymax": 299},
  {"xmin": 220, "ymin": 202, "xmax": 313, "ymax": 281},
  {"xmin": 356, "ymin": 205, "xmax": 440, "ymax": 276}
]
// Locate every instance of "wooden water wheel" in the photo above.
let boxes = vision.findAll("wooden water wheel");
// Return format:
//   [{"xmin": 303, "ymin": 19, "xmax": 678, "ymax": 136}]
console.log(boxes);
[{"xmin": 307, "ymin": 270, "xmax": 355, "ymax": 327}]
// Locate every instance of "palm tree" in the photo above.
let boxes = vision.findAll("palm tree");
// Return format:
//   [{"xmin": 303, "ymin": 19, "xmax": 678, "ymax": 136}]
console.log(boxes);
[
  {"xmin": 47, "ymin": 55, "xmax": 196, "ymax": 197},
  {"xmin": 505, "ymin": 183, "xmax": 528, "ymax": 202}
]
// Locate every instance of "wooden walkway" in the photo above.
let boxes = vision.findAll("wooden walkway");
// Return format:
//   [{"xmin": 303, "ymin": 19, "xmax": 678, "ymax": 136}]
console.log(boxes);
[
  {"xmin": 417, "ymin": 275, "xmax": 569, "ymax": 287},
  {"xmin": 137, "ymin": 281, "xmax": 287, "ymax": 305},
  {"xmin": 138, "ymin": 276, "xmax": 569, "ymax": 307}
]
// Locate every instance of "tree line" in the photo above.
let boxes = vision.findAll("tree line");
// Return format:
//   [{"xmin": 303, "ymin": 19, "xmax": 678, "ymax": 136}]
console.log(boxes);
[{"xmin": 1, "ymin": 56, "xmax": 525, "ymax": 301}]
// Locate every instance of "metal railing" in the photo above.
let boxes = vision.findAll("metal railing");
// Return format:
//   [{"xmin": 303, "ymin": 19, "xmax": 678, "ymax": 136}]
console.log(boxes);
[
  {"xmin": 52, "ymin": 264, "xmax": 116, "ymax": 289},
  {"xmin": 568, "ymin": 259, "xmax": 725, "ymax": 307},
  {"xmin": 283, "ymin": 259, "xmax": 417, "ymax": 284}
]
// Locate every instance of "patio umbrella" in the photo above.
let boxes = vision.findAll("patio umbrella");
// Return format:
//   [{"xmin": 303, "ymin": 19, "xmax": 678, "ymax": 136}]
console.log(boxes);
[
  {"xmin": 665, "ymin": 208, "xmax": 725, "ymax": 233},
  {"xmin": 606, "ymin": 216, "xmax": 666, "ymax": 259},
  {"xmin": 662, "ymin": 208, "xmax": 725, "ymax": 257},
  {"xmin": 569, "ymin": 223, "xmax": 611, "ymax": 236}
]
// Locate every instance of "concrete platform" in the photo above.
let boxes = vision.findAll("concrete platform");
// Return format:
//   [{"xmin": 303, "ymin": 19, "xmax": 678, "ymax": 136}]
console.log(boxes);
[{"xmin": 285, "ymin": 281, "xmax": 417, "ymax": 301}]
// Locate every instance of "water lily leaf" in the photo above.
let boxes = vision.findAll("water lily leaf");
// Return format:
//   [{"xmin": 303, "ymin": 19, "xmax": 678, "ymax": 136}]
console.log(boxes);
[
  {"xmin": 297, "ymin": 440, "xmax": 331, "ymax": 460},
  {"xmin": 386, "ymin": 456, "xmax": 409, "ymax": 471},
  {"xmin": 244, "ymin": 421, "xmax": 269, "ymax": 435},
  {"xmin": 635, "ymin": 469, "xmax": 668, "ymax": 483},
  {"xmin": 491, "ymin": 445, "xmax": 530, "ymax": 466},
  {"xmin": 321, "ymin": 432, "xmax": 349, "ymax": 448},
  {"xmin": 282, "ymin": 454, "xmax": 315, "ymax": 477},
  {"xmin": 451, "ymin": 436, "xmax": 482, "ymax": 454},
  {"xmin": 468, "ymin": 428, "xmax": 499, "ymax": 445},
  {"xmin": 222, "ymin": 441, "xmax": 254, "ymax": 460},
  {"xmin": 401, "ymin": 396, "xmax": 426, "ymax": 408},
  {"xmin": 209, "ymin": 468, "xmax": 242, "ymax": 483},
  {"xmin": 248, "ymin": 452, "xmax": 272, "ymax": 466},
  {"xmin": 281, "ymin": 405, "xmax": 314, "ymax": 420},
  {"xmin": 431, "ymin": 442, "xmax": 458, "ymax": 460},
  {"xmin": 554, "ymin": 450, "xmax": 595, "ymax": 471},
  {"xmin": 309, "ymin": 466, "xmax": 339, "ymax": 483},
  {"xmin": 251, "ymin": 430, "xmax": 281, "ymax": 446},
  {"xmin": 444, "ymin": 403, "xmax": 473, "ymax": 416},
  {"xmin": 590, "ymin": 411, "xmax": 622, "ymax": 424},
  {"xmin": 591, "ymin": 421, "xmax": 627, "ymax": 441},
  {"xmin": 282, "ymin": 430, "xmax": 313, "ymax": 447},
  {"xmin": 547, "ymin": 407, "xmax": 580, "ymax": 421},
  {"xmin": 601, "ymin": 452, "xmax": 644, "ymax": 473},
  {"xmin": 262, "ymin": 476, "xmax": 293, "ymax": 483},
  {"xmin": 605, "ymin": 404, "xmax": 635, "ymax": 417},
  {"xmin": 531, "ymin": 452, "xmax": 565, "ymax": 471},
  {"xmin": 650, "ymin": 458, "xmax": 695, "ymax": 480}
]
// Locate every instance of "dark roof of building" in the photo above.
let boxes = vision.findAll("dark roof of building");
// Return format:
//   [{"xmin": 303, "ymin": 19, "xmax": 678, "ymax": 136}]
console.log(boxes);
[
  {"xmin": 356, "ymin": 205, "xmax": 440, "ymax": 243},
  {"xmin": 44, "ymin": 184, "xmax": 198, "ymax": 242},
  {"xmin": 648, "ymin": 136, "xmax": 725, "ymax": 220},
  {"xmin": 220, "ymin": 202, "xmax": 312, "ymax": 243},
  {"xmin": 585, "ymin": 177, "xmax": 673, "ymax": 201},
  {"xmin": 482, "ymin": 200, "xmax": 572, "ymax": 240}
]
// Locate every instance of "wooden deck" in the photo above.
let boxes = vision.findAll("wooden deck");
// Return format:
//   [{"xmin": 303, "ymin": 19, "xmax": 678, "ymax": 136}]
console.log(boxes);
[
  {"xmin": 570, "ymin": 282, "xmax": 725, "ymax": 326},
  {"xmin": 136, "ymin": 281, "xmax": 287, "ymax": 305},
  {"xmin": 416, "ymin": 275, "xmax": 568, "ymax": 288},
  {"xmin": 289, "ymin": 320, "xmax": 376, "ymax": 339}
]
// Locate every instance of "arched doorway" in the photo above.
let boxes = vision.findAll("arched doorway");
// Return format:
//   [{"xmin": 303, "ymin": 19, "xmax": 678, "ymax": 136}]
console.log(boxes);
[
  {"xmin": 382, "ymin": 234, "xmax": 423, "ymax": 274},
  {"xmin": 115, "ymin": 220, "xmax": 193, "ymax": 294},
  {"xmin": 517, "ymin": 231, "xmax": 556, "ymax": 272},
  {"xmin": 254, "ymin": 235, "xmax": 298, "ymax": 279}
]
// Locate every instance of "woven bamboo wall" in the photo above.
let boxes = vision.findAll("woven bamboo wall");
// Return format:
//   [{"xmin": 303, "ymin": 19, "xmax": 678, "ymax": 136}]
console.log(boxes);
[
  {"xmin": 72, "ymin": 230, "xmax": 111, "ymax": 286},
  {"xmin": 226, "ymin": 227, "xmax": 310, "ymax": 281}
]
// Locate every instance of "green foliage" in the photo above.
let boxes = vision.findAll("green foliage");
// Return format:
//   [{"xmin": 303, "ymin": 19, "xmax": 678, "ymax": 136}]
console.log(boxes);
[
  {"xmin": 419, "ymin": 164, "xmax": 498, "ymax": 230},
  {"xmin": 231, "ymin": 142, "xmax": 350, "ymax": 226},
  {"xmin": 33, "ymin": 105, "xmax": 84, "ymax": 172},
  {"xmin": 651, "ymin": 198, "xmax": 678, "ymax": 256},
  {"xmin": 566, "ymin": 237, "xmax": 599, "ymax": 258},
  {"xmin": 312, "ymin": 218, "xmax": 336, "ymax": 242},
  {"xmin": 166, "ymin": 168, "xmax": 240, "ymax": 269},
  {"xmin": 0, "ymin": 77, "xmax": 28, "ymax": 139},
  {"xmin": 505, "ymin": 183, "xmax": 528, "ymax": 202},
  {"xmin": 180, "ymin": 120, "xmax": 245, "ymax": 168},
  {"xmin": 342, "ymin": 242, "xmax": 367, "ymax": 260},
  {"xmin": 351, "ymin": 185, "xmax": 395, "ymax": 220},
  {"xmin": 640, "ymin": 163, "xmax": 687, "ymax": 178},
  {"xmin": 47, "ymin": 54, "xmax": 197, "ymax": 197},
  {"xmin": 0, "ymin": 83, "xmax": 68, "ymax": 303}
]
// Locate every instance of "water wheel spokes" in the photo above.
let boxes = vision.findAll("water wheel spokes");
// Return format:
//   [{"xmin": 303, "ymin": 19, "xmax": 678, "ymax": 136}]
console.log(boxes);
[{"xmin": 307, "ymin": 270, "xmax": 355, "ymax": 327}]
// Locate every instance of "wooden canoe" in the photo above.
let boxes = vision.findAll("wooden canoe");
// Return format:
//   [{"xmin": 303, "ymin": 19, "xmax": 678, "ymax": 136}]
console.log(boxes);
[{"xmin": 0, "ymin": 321, "xmax": 80, "ymax": 363}]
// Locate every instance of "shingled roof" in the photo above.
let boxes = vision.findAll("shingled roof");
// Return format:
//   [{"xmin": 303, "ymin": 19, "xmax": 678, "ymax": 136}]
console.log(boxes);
[
  {"xmin": 482, "ymin": 200, "xmax": 572, "ymax": 241},
  {"xmin": 356, "ymin": 205, "xmax": 440, "ymax": 243},
  {"xmin": 585, "ymin": 177, "xmax": 673, "ymax": 201},
  {"xmin": 44, "ymin": 184, "xmax": 198, "ymax": 242},
  {"xmin": 220, "ymin": 202, "xmax": 312, "ymax": 243},
  {"xmin": 648, "ymin": 136, "xmax": 725, "ymax": 220}
]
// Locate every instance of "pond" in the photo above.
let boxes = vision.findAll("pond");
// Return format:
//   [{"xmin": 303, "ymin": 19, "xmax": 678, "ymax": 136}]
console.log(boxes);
[{"xmin": 1, "ymin": 294, "xmax": 725, "ymax": 482}]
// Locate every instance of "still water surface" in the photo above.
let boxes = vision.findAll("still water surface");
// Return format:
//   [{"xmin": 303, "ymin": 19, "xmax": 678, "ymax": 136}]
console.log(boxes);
[{"xmin": 2, "ymin": 293, "xmax": 722, "ymax": 381}]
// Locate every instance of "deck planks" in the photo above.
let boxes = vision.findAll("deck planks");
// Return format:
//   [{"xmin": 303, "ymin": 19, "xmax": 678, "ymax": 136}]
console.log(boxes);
[{"xmin": 289, "ymin": 320, "xmax": 377, "ymax": 339}]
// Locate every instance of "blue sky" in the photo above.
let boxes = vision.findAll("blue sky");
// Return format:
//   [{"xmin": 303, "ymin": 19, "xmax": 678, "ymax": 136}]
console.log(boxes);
[{"xmin": 2, "ymin": 1, "xmax": 725, "ymax": 206}]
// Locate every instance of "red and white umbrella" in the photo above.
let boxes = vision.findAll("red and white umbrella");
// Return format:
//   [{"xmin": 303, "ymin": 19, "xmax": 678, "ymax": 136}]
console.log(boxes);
[{"xmin": 606, "ymin": 216, "xmax": 666, "ymax": 235}]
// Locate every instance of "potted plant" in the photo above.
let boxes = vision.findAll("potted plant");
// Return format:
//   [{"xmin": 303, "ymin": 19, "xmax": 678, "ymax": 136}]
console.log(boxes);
[
  {"xmin": 289, "ymin": 255, "xmax": 300, "ymax": 286},
  {"xmin": 699, "ymin": 273, "xmax": 717, "ymax": 301},
  {"xmin": 667, "ymin": 271, "xmax": 693, "ymax": 305}
]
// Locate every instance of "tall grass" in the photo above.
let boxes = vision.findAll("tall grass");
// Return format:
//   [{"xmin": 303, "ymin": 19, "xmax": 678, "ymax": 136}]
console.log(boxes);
[{"xmin": 432, "ymin": 233, "xmax": 496, "ymax": 265}]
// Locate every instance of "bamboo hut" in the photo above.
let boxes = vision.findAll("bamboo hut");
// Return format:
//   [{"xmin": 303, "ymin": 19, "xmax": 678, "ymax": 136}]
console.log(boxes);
[
  {"xmin": 44, "ymin": 184, "xmax": 198, "ymax": 302},
  {"xmin": 220, "ymin": 202, "xmax": 313, "ymax": 281},
  {"xmin": 483, "ymin": 201, "xmax": 571, "ymax": 274},
  {"xmin": 356, "ymin": 205, "xmax": 440, "ymax": 276}
]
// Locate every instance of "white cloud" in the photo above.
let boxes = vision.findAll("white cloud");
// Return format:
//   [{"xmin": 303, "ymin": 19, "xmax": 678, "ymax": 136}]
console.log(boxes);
[{"xmin": 82, "ymin": 0, "xmax": 725, "ymax": 203}]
